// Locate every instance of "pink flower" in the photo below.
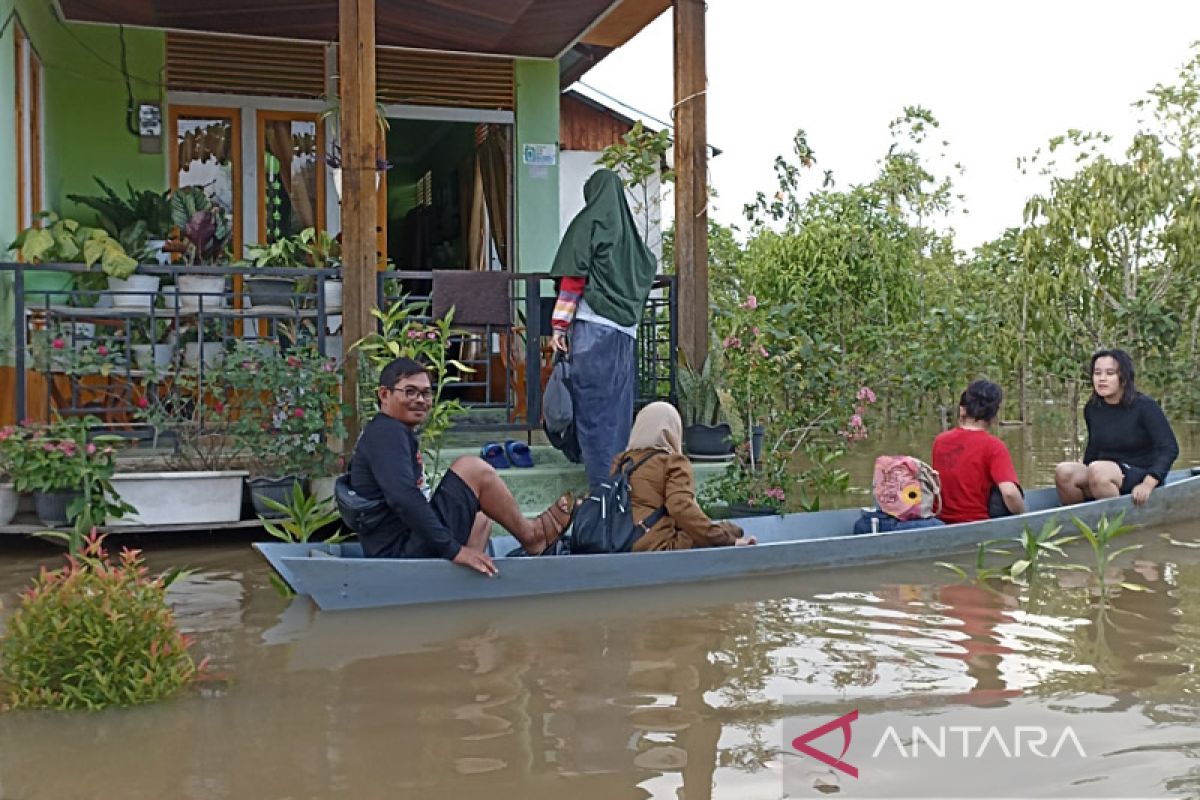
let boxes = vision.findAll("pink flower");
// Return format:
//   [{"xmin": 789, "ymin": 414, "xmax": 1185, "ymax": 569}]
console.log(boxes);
[
  {"xmin": 51, "ymin": 338, "xmax": 65, "ymax": 350},
  {"xmin": 426, "ymin": 331, "xmax": 438, "ymax": 340},
  {"xmin": 856, "ymin": 386, "xmax": 877, "ymax": 404},
  {"xmin": 43, "ymin": 442, "xmax": 56, "ymax": 452},
  {"xmin": 86, "ymin": 443, "xmax": 97, "ymax": 455},
  {"xmin": 741, "ymin": 295, "xmax": 758, "ymax": 310},
  {"xmin": 0, "ymin": 426, "xmax": 13, "ymax": 441},
  {"xmin": 322, "ymin": 360, "xmax": 336, "ymax": 372},
  {"xmin": 722, "ymin": 335, "xmax": 741, "ymax": 348},
  {"xmin": 407, "ymin": 330, "xmax": 421, "ymax": 339},
  {"xmin": 759, "ymin": 346, "xmax": 769, "ymax": 358},
  {"xmin": 97, "ymin": 345, "xmax": 108, "ymax": 356},
  {"xmin": 287, "ymin": 356, "xmax": 301, "ymax": 368},
  {"xmin": 135, "ymin": 397, "xmax": 149, "ymax": 409},
  {"xmin": 752, "ymin": 326, "xmax": 761, "ymax": 336},
  {"xmin": 293, "ymin": 407, "xmax": 304, "ymax": 418},
  {"xmin": 59, "ymin": 442, "xmax": 76, "ymax": 456}
]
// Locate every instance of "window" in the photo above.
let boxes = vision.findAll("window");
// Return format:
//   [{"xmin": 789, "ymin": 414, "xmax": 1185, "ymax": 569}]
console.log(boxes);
[
  {"xmin": 169, "ymin": 106, "xmax": 242, "ymax": 252},
  {"xmin": 14, "ymin": 22, "xmax": 43, "ymax": 230},
  {"xmin": 256, "ymin": 111, "xmax": 324, "ymax": 243}
]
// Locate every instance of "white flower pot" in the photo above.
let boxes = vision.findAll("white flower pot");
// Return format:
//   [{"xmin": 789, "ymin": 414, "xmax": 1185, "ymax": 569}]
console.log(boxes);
[
  {"xmin": 177, "ymin": 275, "xmax": 227, "ymax": 312},
  {"xmin": 146, "ymin": 239, "xmax": 171, "ymax": 266},
  {"xmin": 183, "ymin": 341, "xmax": 224, "ymax": 368},
  {"xmin": 0, "ymin": 483, "xmax": 18, "ymax": 526},
  {"xmin": 108, "ymin": 470, "xmax": 248, "ymax": 526},
  {"xmin": 132, "ymin": 343, "xmax": 174, "ymax": 369},
  {"xmin": 107, "ymin": 274, "xmax": 161, "ymax": 309},
  {"xmin": 323, "ymin": 279, "xmax": 343, "ymax": 311}
]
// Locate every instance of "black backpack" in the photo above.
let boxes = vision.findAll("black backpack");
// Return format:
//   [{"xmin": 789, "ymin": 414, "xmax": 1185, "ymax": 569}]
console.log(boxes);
[{"xmin": 571, "ymin": 452, "xmax": 667, "ymax": 555}]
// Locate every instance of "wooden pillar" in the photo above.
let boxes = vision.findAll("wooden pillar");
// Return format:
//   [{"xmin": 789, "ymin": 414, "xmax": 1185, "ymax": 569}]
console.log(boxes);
[
  {"xmin": 673, "ymin": 0, "xmax": 708, "ymax": 368},
  {"xmin": 339, "ymin": 0, "xmax": 377, "ymax": 445}
]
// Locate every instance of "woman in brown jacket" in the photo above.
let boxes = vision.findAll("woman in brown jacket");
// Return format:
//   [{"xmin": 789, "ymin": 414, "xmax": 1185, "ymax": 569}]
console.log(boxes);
[{"xmin": 615, "ymin": 402, "xmax": 757, "ymax": 552}]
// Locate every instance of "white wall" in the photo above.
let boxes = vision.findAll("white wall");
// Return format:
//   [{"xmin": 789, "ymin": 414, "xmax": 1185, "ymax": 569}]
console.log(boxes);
[{"xmin": 558, "ymin": 150, "xmax": 664, "ymax": 263}]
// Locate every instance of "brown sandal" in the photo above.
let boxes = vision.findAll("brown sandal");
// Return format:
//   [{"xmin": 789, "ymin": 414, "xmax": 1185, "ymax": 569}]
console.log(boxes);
[{"xmin": 530, "ymin": 491, "xmax": 574, "ymax": 554}]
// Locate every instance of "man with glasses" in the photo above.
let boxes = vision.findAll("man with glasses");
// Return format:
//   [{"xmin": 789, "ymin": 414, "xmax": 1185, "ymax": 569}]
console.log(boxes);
[{"xmin": 350, "ymin": 357, "xmax": 574, "ymax": 575}]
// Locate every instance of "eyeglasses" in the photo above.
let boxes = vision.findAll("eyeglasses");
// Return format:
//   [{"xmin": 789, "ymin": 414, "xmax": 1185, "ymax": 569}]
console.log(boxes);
[{"xmin": 389, "ymin": 385, "xmax": 435, "ymax": 402}]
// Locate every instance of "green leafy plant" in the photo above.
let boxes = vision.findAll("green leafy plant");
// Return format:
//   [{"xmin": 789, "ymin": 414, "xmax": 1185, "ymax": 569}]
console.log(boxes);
[
  {"xmin": 165, "ymin": 186, "xmax": 232, "ymax": 265},
  {"xmin": 353, "ymin": 297, "xmax": 473, "ymax": 478},
  {"xmin": 216, "ymin": 340, "xmax": 346, "ymax": 478},
  {"xmin": 676, "ymin": 350, "xmax": 723, "ymax": 427},
  {"xmin": 258, "ymin": 481, "xmax": 350, "ymax": 543},
  {"xmin": 67, "ymin": 178, "xmax": 172, "ymax": 239},
  {"xmin": 9, "ymin": 212, "xmax": 137, "ymax": 278},
  {"xmin": 597, "ymin": 119, "xmax": 674, "ymax": 254},
  {"xmin": 0, "ymin": 531, "xmax": 205, "ymax": 711},
  {"xmin": 1071, "ymin": 512, "xmax": 1148, "ymax": 596},
  {"xmin": 1, "ymin": 417, "xmax": 134, "ymax": 549},
  {"xmin": 937, "ymin": 519, "xmax": 1078, "ymax": 585},
  {"xmin": 699, "ymin": 446, "xmax": 790, "ymax": 515},
  {"xmin": 244, "ymin": 236, "xmax": 305, "ymax": 268},
  {"xmin": 298, "ymin": 227, "xmax": 341, "ymax": 268}
]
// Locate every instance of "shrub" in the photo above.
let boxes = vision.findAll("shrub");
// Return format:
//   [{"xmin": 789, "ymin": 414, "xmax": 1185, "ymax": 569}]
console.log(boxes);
[{"xmin": 0, "ymin": 532, "xmax": 205, "ymax": 711}]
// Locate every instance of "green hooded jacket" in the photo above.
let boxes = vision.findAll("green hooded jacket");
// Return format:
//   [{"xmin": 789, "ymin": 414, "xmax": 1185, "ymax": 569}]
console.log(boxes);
[{"xmin": 550, "ymin": 169, "xmax": 657, "ymax": 328}]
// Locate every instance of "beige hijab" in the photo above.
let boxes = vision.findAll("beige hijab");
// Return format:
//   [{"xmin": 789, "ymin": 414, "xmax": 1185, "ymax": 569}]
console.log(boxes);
[{"xmin": 626, "ymin": 402, "xmax": 683, "ymax": 455}]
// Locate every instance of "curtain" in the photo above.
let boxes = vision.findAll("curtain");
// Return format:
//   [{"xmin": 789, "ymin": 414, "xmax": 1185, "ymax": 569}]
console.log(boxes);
[
  {"xmin": 466, "ymin": 156, "xmax": 487, "ymax": 271},
  {"xmin": 264, "ymin": 121, "xmax": 317, "ymax": 231},
  {"xmin": 477, "ymin": 124, "xmax": 510, "ymax": 271}
]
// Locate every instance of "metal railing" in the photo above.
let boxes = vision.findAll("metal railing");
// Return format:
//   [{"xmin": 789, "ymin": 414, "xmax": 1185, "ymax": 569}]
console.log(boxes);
[{"xmin": 2, "ymin": 263, "xmax": 677, "ymax": 433}]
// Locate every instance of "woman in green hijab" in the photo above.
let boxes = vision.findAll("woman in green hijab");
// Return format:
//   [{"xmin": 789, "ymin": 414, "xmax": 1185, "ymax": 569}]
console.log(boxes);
[{"xmin": 549, "ymin": 168, "xmax": 657, "ymax": 490}]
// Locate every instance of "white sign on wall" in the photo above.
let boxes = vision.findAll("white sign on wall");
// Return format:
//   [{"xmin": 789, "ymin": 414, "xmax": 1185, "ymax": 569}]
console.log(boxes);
[{"xmin": 522, "ymin": 143, "xmax": 558, "ymax": 166}]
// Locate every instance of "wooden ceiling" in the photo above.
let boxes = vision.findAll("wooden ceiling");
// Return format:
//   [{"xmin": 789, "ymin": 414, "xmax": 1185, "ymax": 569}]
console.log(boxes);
[{"xmin": 58, "ymin": 0, "xmax": 669, "ymax": 58}]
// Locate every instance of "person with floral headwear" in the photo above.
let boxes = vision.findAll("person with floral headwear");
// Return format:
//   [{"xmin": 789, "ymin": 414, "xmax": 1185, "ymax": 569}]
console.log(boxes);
[{"xmin": 550, "ymin": 169, "xmax": 658, "ymax": 491}]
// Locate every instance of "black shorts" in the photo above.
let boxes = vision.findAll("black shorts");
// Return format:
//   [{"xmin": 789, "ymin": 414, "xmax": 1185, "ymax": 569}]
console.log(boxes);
[
  {"xmin": 393, "ymin": 470, "xmax": 480, "ymax": 559},
  {"xmin": 1118, "ymin": 463, "xmax": 1160, "ymax": 495}
]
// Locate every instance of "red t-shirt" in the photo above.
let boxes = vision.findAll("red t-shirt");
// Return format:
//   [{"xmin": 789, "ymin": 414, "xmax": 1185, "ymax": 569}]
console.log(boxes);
[{"xmin": 931, "ymin": 427, "xmax": 1019, "ymax": 524}]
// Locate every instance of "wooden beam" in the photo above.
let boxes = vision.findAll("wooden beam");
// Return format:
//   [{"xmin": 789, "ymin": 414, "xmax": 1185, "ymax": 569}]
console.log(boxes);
[
  {"xmin": 673, "ymin": 0, "xmax": 708, "ymax": 369},
  {"xmin": 339, "ymin": 0, "xmax": 378, "ymax": 447}
]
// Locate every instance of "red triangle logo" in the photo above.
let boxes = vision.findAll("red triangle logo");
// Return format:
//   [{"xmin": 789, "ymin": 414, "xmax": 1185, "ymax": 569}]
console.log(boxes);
[{"xmin": 791, "ymin": 709, "xmax": 859, "ymax": 778}]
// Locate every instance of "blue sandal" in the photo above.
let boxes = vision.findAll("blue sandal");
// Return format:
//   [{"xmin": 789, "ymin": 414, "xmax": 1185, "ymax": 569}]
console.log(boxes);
[
  {"xmin": 481, "ymin": 442, "xmax": 510, "ymax": 469},
  {"xmin": 505, "ymin": 439, "xmax": 534, "ymax": 468}
]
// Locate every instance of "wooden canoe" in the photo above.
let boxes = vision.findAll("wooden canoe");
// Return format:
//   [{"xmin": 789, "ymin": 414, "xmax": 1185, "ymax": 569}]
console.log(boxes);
[{"xmin": 255, "ymin": 467, "xmax": 1200, "ymax": 611}]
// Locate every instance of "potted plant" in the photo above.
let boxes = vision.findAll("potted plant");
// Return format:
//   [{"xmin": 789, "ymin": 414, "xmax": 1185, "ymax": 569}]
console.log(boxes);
[
  {"xmin": 218, "ymin": 341, "xmax": 346, "ymax": 516},
  {"xmin": 0, "ymin": 425, "xmax": 18, "ymax": 525},
  {"xmin": 677, "ymin": 351, "xmax": 734, "ymax": 457},
  {"xmin": 130, "ymin": 316, "xmax": 176, "ymax": 370},
  {"xmin": 165, "ymin": 187, "xmax": 232, "ymax": 310},
  {"xmin": 298, "ymin": 227, "xmax": 342, "ymax": 310},
  {"xmin": 67, "ymin": 179, "xmax": 173, "ymax": 306},
  {"xmin": 123, "ymin": 371, "xmax": 250, "ymax": 525},
  {"xmin": 698, "ymin": 443, "xmax": 791, "ymax": 517},
  {"xmin": 242, "ymin": 235, "xmax": 304, "ymax": 309},
  {"xmin": 8, "ymin": 212, "xmax": 137, "ymax": 305},
  {"xmin": 2, "ymin": 417, "xmax": 132, "ymax": 529},
  {"xmin": 179, "ymin": 319, "xmax": 225, "ymax": 368}
]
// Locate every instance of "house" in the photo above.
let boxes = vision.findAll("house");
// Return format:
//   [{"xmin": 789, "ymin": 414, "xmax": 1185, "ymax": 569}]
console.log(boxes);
[{"xmin": 0, "ymin": 0, "xmax": 712, "ymax": 430}]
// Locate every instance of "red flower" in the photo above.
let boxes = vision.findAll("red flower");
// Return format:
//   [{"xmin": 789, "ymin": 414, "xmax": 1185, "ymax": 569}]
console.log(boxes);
[
  {"xmin": 286, "ymin": 356, "xmax": 301, "ymax": 368},
  {"xmin": 293, "ymin": 407, "xmax": 305, "ymax": 418},
  {"xmin": 51, "ymin": 338, "xmax": 65, "ymax": 350},
  {"xmin": 135, "ymin": 397, "xmax": 149, "ymax": 409},
  {"xmin": 213, "ymin": 402, "xmax": 225, "ymax": 414},
  {"xmin": 97, "ymin": 345, "xmax": 108, "ymax": 356}
]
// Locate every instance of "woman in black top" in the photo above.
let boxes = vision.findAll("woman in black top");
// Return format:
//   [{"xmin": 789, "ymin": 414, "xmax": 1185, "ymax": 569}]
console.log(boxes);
[{"xmin": 1055, "ymin": 349, "xmax": 1179, "ymax": 507}]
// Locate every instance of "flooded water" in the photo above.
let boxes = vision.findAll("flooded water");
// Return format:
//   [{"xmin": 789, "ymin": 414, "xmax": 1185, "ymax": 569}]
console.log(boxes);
[{"xmin": 1, "ymin": 420, "xmax": 1199, "ymax": 799}]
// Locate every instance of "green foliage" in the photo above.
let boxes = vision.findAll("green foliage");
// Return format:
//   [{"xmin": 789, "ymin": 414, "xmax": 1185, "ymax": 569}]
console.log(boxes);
[
  {"xmin": 597, "ymin": 120, "xmax": 673, "ymax": 255},
  {"xmin": 258, "ymin": 482, "xmax": 350, "ymax": 544},
  {"xmin": 244, "ymin": 236, "xmax": 305, "ymax": 268},
  {"xmin": 211, "ymin": 341, "xmax": 346, "ymax": 478},
  {"xmin": 0, "ymin": 417, "xmax": 134, "ymax": 549},
  {"xmin": 1071, "ymin": 512, "xmax": 1148, "ymax": 596},
  {"xmin": 0, "ymin": 532, "xmax": 204, "ymax": 711},
  {"xmin": 9, "ymin": 212, "xmax": 137, "ymax": 279},
  {"xmin": 353, "ymin": 297, "xmax": 473, "ymax": 478},
  {"xmin": 167, "ymin": 187, "xmax": 232, "ymax": 265},
  {"xmin": 67, "ymin": 178, "xmax": 172, "ymax": 239},
  {"xmin": 676, "ymin": 350, "xmax": 723, "ymax": 427}
]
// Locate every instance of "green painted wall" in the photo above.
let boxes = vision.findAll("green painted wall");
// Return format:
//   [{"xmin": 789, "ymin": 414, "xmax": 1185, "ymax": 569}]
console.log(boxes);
[
  {"xmin": 0, "ymin": 1, "xmax": 165, "ymax": 364},
  {"xmin": 514, "ymin": 59, "xmax": 559, "ymax": 273}
]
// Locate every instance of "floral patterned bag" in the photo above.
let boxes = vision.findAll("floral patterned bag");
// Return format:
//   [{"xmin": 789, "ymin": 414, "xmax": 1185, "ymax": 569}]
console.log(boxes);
[{"xmin": 871, "ymin": 455, "xmax": 942, "ymax": 520}]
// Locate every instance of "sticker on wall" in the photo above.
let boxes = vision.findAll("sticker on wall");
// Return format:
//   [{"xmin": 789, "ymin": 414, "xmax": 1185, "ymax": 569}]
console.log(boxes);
[{"xmin": 522, "ymin": 143, "xmax": 558, "ymax": 166}]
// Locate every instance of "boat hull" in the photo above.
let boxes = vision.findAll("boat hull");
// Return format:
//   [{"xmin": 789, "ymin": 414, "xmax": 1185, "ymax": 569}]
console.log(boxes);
[{"xmin": 255, "ymin": 468, "xmax": 1200, "ymax": 611}]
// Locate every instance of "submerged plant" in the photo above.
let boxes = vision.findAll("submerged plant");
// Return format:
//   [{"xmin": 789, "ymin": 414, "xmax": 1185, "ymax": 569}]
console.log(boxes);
[
  {"xmin": 258, "ymin": 482, "xmax": 350, "ymax": 544},
  {"xmin": 0, "ymin": 532, "xmax": 205, "ymax": 711},
  {"xmin": 1071, "ymin": 512, "xmax": 1148, "ymax": 596}
]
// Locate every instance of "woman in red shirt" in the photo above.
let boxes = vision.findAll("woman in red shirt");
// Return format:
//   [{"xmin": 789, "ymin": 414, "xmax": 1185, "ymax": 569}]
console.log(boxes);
[{"xmin": 932, "ymin": 380, "xmax": 1026, "ymax": 524}]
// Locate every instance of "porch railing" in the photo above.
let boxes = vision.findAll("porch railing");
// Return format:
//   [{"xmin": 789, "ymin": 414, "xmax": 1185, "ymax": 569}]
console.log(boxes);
[{"xmin": 1, "ymin": 263, "xmax": 676, "ymax": 434}]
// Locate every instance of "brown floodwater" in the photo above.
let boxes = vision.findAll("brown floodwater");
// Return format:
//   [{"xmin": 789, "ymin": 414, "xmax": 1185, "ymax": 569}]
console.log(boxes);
[{"xmin": 1, "ymin": 421, "xmax": 1199, "ymax": 799}]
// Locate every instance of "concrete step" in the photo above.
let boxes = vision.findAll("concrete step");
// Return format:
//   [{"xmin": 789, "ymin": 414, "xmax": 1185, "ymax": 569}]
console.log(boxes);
[{"xmin": 430, "ymin": 443, "xmax": 730, "ymax": 516}]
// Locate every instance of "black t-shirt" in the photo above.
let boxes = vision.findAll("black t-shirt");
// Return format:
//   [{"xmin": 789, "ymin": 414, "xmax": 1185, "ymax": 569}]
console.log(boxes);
[
  {"xmin": 1083, "ymin": 393, "xmax": 1179, "ymax": 482},
  {"xmin": 349, "ymin": 414, "xmax": 461, "ymax": 560}
]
